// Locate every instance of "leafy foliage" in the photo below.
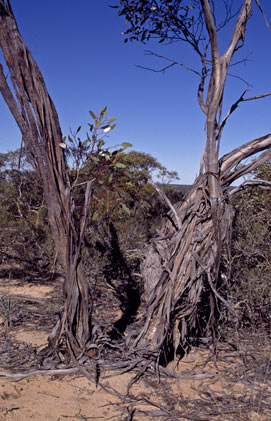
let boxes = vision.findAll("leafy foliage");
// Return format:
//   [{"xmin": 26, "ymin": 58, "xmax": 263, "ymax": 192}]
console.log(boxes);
[
  {"xmin": 229, "ymin": 163, "xmax": 271, "ymax": 328},
  {"xmin": 0, "ymin": 139, "xmax": 181, "ymax": 282},
  {"xmin": 0, "ymin": 150, "xmax": 54, "ymax": 271},
  {"xmin": 63, "ymin": 107, "xmax": 134, "ymax": 220},
  {"xmin": 113, "ymin": 0, "xmax": 199, "ymax": 45},
  {"xmin": 79, "ymin": 148, "xmax": 182, "ymax": 283}
]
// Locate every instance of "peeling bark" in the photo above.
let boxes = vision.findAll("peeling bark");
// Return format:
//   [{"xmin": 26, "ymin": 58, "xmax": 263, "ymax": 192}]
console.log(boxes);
[
  {"xmin": 0, "ymin": 0, "xmax": 91, "ymax": 357},
  {"xmin": 132, "ymin": 0, "xmax": 271, "ymax": 360}
]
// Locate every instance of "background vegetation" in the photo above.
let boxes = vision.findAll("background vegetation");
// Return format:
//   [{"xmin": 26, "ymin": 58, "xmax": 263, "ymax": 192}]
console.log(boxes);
[
  {"xmin": 229, "ymin": 165, "xmax": 271, "ymax": 332},
  {"xmin": 1, "ymin": 145, "xmax": 271, "ymax": 337}
]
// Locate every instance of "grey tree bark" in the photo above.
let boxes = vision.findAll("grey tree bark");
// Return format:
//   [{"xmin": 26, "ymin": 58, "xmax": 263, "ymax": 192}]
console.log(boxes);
[
  {"xmin": 131, "ymin": 0, "xmax": 271, "ymax": 360},
  {"xmin": 0, "ymin": 0, "xmax": 91, "ymax": 358}
]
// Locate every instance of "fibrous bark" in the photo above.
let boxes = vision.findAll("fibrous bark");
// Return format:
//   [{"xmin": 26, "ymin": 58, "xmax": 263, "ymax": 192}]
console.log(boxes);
[
  {"xmin": 131, "ymin": 0, "xmax": 271, "ymax": 360},
  {"xmin": 0, "ymin": 0, "xmax": 91, "ymax": 357}
]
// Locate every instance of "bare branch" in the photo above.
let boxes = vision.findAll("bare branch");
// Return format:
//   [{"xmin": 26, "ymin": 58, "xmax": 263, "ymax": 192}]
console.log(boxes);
[
  {"xmin": 255, "ymin": 0, "xmax": 270, "ymax": 30},
  {"xmin": 218, "ymin": 91, "xmax": 271, "ymax": 140},
  {"xmin": 220, "ymin": 134, "xmax": 271, "ymax": 179},
  {"xmin": 223, "ymin": 148, "xmax": 271, "ymax": 186},
  {"xmin": 201, "ymin": 0, "xmax": 220, "ymax": 64},
  {"xmin": 229, "ymin": 54, "xmax": 252, "ymax": 67},
  {"xmin": 148, "ymin": 179, "xmax": 181, "ymax": 230},
  {"xmin": 137, "ymin": 50, "xmax": 201, "ymax": 77},
  {"xmin": 197, "ymin": 68, "xmax": 208, "ymax": 114},
  {"xmin": 230, "ymin": 178, "xmax": 271, "ymax": 196},
  {"xmin": 223, "ymin": 0, "xmax": 252, "ymax": 63},
  {"xmin": 227, "ymin": 72, "xmax": 253, "ymax": 88},
  {"xmin": 197, "ymin": 44, "xmax": 210, "ymax": 115},
  {"xmin": 136, "ymin": 62, "xmax": 176, "ymax": 74},
  {"xmin": 201, "ymin": 0, "xmax": 224, "ymax": 196},
  {"xmin": 207, "ymin": 271, "xmax": 240, "ymax": 320},
  {"xmin": 0, "ymin": 64, "xmax": 25, "ymax": 135},
  {"xmin": 241, "ymin": 92, "xmax": 271, "ymax": 102}
]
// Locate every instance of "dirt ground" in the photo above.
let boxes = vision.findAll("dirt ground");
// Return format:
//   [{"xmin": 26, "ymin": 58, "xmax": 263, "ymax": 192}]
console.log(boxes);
[{"xmin": 0, "ymin": 266, "xmax": 271, "ymax": 420}]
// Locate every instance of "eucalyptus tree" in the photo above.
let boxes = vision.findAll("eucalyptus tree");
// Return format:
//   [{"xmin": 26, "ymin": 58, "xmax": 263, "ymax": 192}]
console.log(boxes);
[
  {"xmin": 0, "ymin": 1, "xmax": 127, "ymax": 360},
  {"xmin": 115, "ymin": 0, "xmax": 271, "ymax": 359},
  {"xmin": 0, "ymin": 0, "xmax": 93, "ymax": 358},
  {"xmin": 1, "ymin": 0, "xmax": 271, "ymax": 368}
]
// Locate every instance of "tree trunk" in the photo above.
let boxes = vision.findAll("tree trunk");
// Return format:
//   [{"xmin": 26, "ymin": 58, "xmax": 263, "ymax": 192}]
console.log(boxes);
[
  {"xmin": 137, "ymin": 174, "xmax": 233, "ymax": 357},
  {"xmin": 131, "ymin": 0, "xmax": 271, "ymax": 362},
  {"xmin": 0, "ymin": 1, "xmax": 91, "ymax": 357}
]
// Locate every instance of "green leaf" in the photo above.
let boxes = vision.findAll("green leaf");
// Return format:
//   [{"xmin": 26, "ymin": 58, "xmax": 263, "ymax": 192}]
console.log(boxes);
[
  {"xmin": 89, "ymin": 110, "xmax": 96, "ymax": 120},
  {"xmin": 88, "ymin": 123, "xmax": 94, "ymax": 132},
  {"xmin": 92, "ymin": 210, "xmax": 99, "ymax": 221},
  {"xmin": 115, "ymin": 162, "xmax": 126, "ymax": 169},
  {"xmin": 98, "ymin": 139, "xmax": 105, "ymax": 149},
  {"xmin": 108, "ymin": 117, "xmax": 115, "ymax": 124},
  {"xmin": 91, "ymin": 155, "xmax": 99, "ymax": 163},
  {"xmin": 100, "ymin": 106, "xmax": 107, "ymax": 121},
  {"xmin": 121, "ymin": 142, "xmax": 132, "ymax": 150},
  {"xmin": 121, "ymin": 203, "xmax": 130, "ymax": 215},
  {"xmin": 76, "ymin": 126, "xmax": 81, "ymax": 134}
]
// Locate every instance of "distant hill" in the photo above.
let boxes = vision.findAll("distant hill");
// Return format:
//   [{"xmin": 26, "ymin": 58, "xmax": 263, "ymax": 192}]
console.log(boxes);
[
  {"xmin": 169, "ymin": 184, "xmax": 236, "ymax": 195},
  {"xmin": 168, "ymin": 184, "xmax": 192, "ymax": 195}
]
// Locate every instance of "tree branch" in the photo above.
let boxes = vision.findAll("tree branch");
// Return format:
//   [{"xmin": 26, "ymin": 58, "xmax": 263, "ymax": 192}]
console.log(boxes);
[
  {"xmin": 218, "ymin": 91, "xmax": 271, "ymax": 140},
  {"xmin": 0, "ymin": 64, "xmax": 25, "ymax": 135},
  {"xmin": 230, "ymin": 178, "xmax": 271, "ymax": 196},
  {"xmin": 148, "ymin": 179, "xmax": 181, "ymax": 230},
  {"xmin": 138, "ymin": 50, "xmax": 201, "ymax": 77},
  {"xmin": 223, "ymin": 148, "xmax": 271, "ymax": 186},
  {"xmin": 200, "ymin": 0, "xmax": 223, "ymax": 196},
  {"xmin": 220, "ymin": 133, "xmax": 271, "ymax": 181},
  {"xmin": 197, "ymin": 44, "xmax": 210, "ymax": 115},
  {"xmin": 223, "ymin": 0, "xmax": 252, "ymax": 64},
  {"xmin": 207, "ymin": 271, "xmax": 240, "ymax": 320}
]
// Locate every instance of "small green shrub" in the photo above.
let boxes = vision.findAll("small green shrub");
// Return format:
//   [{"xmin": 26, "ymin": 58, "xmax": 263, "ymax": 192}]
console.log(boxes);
[{"xmin": 229, "ymin": 167, "xmax": 271, "ymax": 330}]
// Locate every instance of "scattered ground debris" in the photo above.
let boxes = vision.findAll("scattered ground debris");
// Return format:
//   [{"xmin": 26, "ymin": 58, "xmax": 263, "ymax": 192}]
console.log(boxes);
[{"xmin": 0, "ymin": 267, "xmax": 271, "ymax": 420}]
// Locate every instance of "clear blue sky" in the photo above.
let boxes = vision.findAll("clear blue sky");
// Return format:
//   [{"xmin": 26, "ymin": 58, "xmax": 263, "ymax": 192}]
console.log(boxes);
[{"xmin": 0, "ymin": 0, "xmax": 271, "ymax": 184}]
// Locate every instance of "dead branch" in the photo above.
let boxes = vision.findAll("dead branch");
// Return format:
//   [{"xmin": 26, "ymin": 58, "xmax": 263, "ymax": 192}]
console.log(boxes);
[
  {"xmin": 0, "ymin": 368, "xmax": 79, "ymax": 382},
  {"xmin": 219, "ymin": 90, "xmax": 271, "ymax": 137},
  {"xmin": 148, "ymin": 179, "xmax": 181, "ymax": 229},
  {"xmin": 230, "ymin": 178, "xmax": 271, "ymax": 196},
  {"xmin": 206, "ymin": 271, "xmax": 240, "ymax": 321},
  {"xmin": 137, "ymin": 50, "xmax": 202, "ymax": 77},
  {"xmin": 220, "ymin": 134, "xmax": 271, "ymax": 181}
]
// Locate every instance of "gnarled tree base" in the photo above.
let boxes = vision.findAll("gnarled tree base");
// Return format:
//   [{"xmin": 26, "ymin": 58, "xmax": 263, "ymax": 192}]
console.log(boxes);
[{"xmin": 133, "ymin": 175, "xmax": 235, "ymax": 362}]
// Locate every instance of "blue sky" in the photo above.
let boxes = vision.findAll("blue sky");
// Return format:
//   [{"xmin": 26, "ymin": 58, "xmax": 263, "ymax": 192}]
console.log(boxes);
[{"xmin": 0, "ymin": 0, "xmax": 271, "ymax": 184}]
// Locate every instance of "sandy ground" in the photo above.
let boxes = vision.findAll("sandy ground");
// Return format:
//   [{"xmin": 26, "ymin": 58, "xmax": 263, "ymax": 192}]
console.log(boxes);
[{"xmin": 0, "ymin": 270, "xmax": 271, "ymax": 420}]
